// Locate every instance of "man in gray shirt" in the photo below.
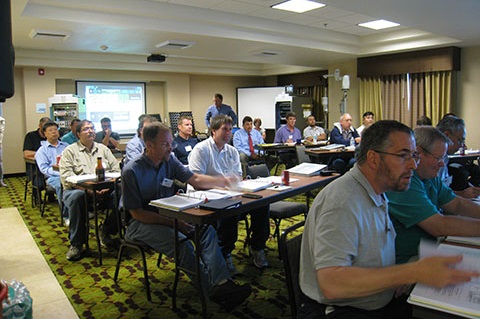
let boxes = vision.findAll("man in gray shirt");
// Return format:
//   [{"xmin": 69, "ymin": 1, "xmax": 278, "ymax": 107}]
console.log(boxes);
[{"xmin": 299, "ymin": 120, "xmax": 479, "ymax": 318}]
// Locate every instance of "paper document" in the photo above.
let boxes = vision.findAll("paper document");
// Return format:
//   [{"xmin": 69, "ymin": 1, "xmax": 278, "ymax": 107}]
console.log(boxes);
[
  {"xmin": 149, "ymin": 195, "xmax": 204, "ymax": 212},
  {"xmin": 65, "ymin": 172, "xmax": 121, "ymax": 184},
  {"xmin": 235, "ymin": 179, "xmax": 273, "ymax": 192},
  {"xmin": 179, "ymin": 189, "xmax": 242, "ymax": 201},
  {"xmin": 445, "ymin": 236, "xmax": 480, "ymax": 247},
  {"xmin": 408, "ymin": 242, "xmax": 480, "ymax": 318},
  {"xmin": 319, "ymin": 144, "xmax": 345, "ymax": 150},
  {"xmin": 287, "ymin": 162, "xmax": 327, "ymax": 176}
]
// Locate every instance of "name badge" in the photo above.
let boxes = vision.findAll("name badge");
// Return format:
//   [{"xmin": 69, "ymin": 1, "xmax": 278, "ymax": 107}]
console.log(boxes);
[
  {"xmin": 288, "ymin": 135, "xmax": 293, "ymax": 140},
  {"xmin": 162, "ymin": 178, "xmax": 174, "ymax": 188},
  {"xmin": 185, "ymin": 145, "xmax": 192, "ymax": 152}
]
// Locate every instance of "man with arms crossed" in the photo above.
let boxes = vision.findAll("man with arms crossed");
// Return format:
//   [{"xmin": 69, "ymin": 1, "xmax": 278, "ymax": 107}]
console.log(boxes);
[
  {"xmin": 173, "ymin": 115, "xmax": 198, "ymax": 165},
  {"xmin": 299, "ymin": 120, "xmax": 478, "ymax": 319},
  {"xmin": 190, "ymin": 115, "xmax": 270, "ymax": 271},
  {"xmin": 122, "ymin": 122, "xmax": 251, "ymax": 310},
  {"xmin": 388, "ymin": 126, "xmax": 480, "ymax": 264},
  {"xmin": 303, "ymin": 115, "xmax": 326, "ymax": 142}
]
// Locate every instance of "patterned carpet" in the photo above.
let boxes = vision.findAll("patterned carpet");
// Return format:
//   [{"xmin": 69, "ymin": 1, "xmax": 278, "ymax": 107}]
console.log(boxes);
[{"xmin": 0, "ymin": 175, "xmax": 312, "ymax": 319}]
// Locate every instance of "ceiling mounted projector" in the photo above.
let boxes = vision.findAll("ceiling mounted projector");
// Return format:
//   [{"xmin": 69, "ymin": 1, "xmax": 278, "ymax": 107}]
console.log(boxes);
[{"xmin": 147, "ymin": 54, "xmax": 166, "ymax": 63}]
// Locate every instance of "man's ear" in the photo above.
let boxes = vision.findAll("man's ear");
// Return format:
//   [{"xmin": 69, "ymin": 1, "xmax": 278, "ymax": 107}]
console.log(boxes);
[{"xmin": 366, "ymin": 149, "xmax": 379, "ymax": 168}]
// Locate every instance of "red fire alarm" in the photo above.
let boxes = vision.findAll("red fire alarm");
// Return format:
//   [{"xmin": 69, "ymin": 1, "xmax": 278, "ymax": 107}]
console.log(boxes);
[{"xmin": 38, "ymin": 68, "xmax": 45, "ymax": 76}]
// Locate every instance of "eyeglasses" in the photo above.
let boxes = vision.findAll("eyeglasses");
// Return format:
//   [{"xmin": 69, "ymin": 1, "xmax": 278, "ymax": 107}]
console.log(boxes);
[
  {"xmin": 374, "ymin": 150, "xmax": 420, "ymax": 164},
  {"xmin": 159, "ymin": 142, "xmax": 177, "ymax": 150},
  {"xmin": 420, "ymin": 147, "xmax": 448, "ymax": 164}
]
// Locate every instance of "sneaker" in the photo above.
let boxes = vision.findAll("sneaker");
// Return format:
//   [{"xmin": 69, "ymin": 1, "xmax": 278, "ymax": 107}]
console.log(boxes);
[
  {"xmin": 88, "ymin": 211, "xmax": 95, "ymax": 219},
  {"xmin": 209, "ymin": 280, "xmax": 251, "ymax": 311},
  {"xmin": 63, "ymin": 218, "xmax": 70, "ymax": 227},
  {"xmin": 66, "ymin": 245, "xmax": 84, "ymax": 261},
  {"xmin": 225, "ymin": 254, "xmax": 239, "ymax": 276},
  {"xmin": 249, "ymin": 246, "xmax": 269, "ymax": 269},
  {"xmin": 0, "ymin": 180, "xmax": 7, "ymax": 187}
]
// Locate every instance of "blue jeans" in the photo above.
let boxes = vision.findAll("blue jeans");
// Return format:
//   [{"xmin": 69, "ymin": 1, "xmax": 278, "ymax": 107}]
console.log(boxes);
[
  {"xmin": 46, "ymin": 176, "xmax": 64, "ymax": 216},
  {"xmin": 63, "ymin": 188, "xmax": 117, "ymax": 247},
  {"xmin": 126, "ymin": 220, "xmax": 230, "ymax": 293}
]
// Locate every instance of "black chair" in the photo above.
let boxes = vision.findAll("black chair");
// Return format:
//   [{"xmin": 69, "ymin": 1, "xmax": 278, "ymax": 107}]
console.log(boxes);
[
  {"xmin": 40, "ymin": 178, "xmax": 63, "ymax": 223},
  {"xmin": 113, "ymin": 177, "xmax": 162, "ymax": 302},
  {"xmin": 279, "ymin": 220, "xmax": 305, "ymax": 319},
  {"xmin": 246, "ymin": 164, "xmax": 307, "ymax": 255}
]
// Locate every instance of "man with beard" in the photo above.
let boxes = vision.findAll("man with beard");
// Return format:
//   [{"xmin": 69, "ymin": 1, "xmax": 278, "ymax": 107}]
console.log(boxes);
[
  {"xmin": 298, "ymin": 121, "xmax": 478, "ymax": 319},
  {"xmin": 387, "ymin": 126, "xmax": 480, "ymax": 264}
]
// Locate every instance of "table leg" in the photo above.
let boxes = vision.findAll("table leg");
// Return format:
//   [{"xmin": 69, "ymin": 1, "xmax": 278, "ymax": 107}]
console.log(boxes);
[{"xmin": 93, "ymin": 191, "xmax": 102, "ymax": 265}]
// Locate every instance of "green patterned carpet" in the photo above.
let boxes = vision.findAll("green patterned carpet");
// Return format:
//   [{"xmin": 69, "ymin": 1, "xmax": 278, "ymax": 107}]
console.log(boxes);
[{"xmin": 0, "ymin": 176, "xmax": 312, "ymax": 319}]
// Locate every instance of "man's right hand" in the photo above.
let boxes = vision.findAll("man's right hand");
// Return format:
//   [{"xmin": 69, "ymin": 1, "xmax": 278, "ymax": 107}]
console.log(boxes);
[{"xmin": 415, "ymin": 255, "xmax": 480, "ymax": 288}]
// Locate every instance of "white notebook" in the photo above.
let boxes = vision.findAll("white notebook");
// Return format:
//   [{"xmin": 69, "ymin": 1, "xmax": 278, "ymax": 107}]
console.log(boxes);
[
  {"xmin": 149, "ymin": 195, "xmax": 204, "ymax": 212},
  {"xmin": 287, "ymin": 163, "xmax": 327, "ymax": 176},
  {"xmin": 65, "ymin": 172, "xmax": 121, "ymax": 184},
  {"xmin": 235, "ymin": 179, "xmax": 273, "ymax": 192}
]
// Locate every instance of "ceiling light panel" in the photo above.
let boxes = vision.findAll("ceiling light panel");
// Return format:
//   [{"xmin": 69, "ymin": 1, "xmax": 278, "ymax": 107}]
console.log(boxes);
[
  {"xmin": 272, "ymin": 0, "xmax": 325, "ymax": 14},
  {"xmin": 358, "ymin": 19, "xmax": 400, "ymax": 30},
  {"xmin": 155, "ymin": 40, "xmax": 196, "ymax": 49}
]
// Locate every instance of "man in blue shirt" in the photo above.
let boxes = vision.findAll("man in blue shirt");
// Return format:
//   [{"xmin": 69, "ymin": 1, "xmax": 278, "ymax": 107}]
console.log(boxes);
[
  {"xmin": 122, "ymin": 122, "xmax": 251, "ymax": 310},
  {"xmin": 60, "ymin": 118, "xmax": 80, "ymax": 145},
  {"xmin": 36, "ymin": 121, "xmax": 69, "ymax": 221},
  {"xmin": 173, "ymin": 115, "xmax": 198, "ymax": 165},
  {"xmin": 204, "ymin": 93, "xmax": 237, "ymax": 128},
  {"xmin": 233, "ymin": 116, "xmax": 264, "ymax": 177},
  {"xmin": 387, "ymin": 126, "xmax": 480, "ymax": 264},
  {"xmin": 125, "ymin": 114, "xmax": 157, "ymax": 165},
  {"xmin": 274, "ymin": 111, "xmax": 301, "ymax": 169}
]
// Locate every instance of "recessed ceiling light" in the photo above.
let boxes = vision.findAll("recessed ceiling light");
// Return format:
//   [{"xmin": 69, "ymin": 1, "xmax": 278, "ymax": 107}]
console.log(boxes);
[
  {"xmin": 358, "ymin": 19, "xmax": 400, "ymax": 30},
  {"xmin": 272, "ymin": 0, "xmax": 325, "ymax": 13}
]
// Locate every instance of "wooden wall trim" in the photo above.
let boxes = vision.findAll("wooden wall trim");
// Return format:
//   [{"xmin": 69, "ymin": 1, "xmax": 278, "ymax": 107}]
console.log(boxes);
[{"xmin": 357, "ymin": 47, "xmax": 461, "ymax": 77}]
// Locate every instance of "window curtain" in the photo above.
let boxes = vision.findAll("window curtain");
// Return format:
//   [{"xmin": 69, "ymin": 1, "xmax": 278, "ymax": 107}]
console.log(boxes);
[
  {"xmin": 359, "ymin": 78, "xmax": 383, "ymax": 120},
  {"xmin": 425, "ymin": 71, "xmax": 452, "ymax": 126}
]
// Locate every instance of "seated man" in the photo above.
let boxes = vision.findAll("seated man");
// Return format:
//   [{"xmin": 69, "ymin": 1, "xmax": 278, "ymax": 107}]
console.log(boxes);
[
  {"xmin": 356, "ymin": 111, "xmax": 375, "ymax": 136},
  {"xmin": 233, "ymin": 116, "xmax": 264, "ymax": 177},
  {"xmin": 173, "ymin": 115, "xmax": 198, "ymax": 165},
  {"xmin": 274, "ymin": 111, "xmax": 301, "ymax": 169},
  {"xmin": 23, "ymin": 117, "xmax": 51, "ymax": 159},
  {"xmin": 94, "ymin": 117, "xmax": 120, "ymax": 154},
  {"xmin": 436, "ymin": 115, "xmax": 480, "ymax": 198},
  {"xmin": 35, "ymin": 121, "xmax": 69, "ymax": 223},
  {"xmin": 299, "ymin": 120, "xmax": 478, "ymax": 319},
  {"xmin": 122, "ymin": 122, "xmax": 251, "ymax": 310},
  {"xmin": 189, "ymin": 115, "xmax": 270, "ymax": 271},
  {"xmin": 328, "ymin": 113, "xmax": 359, "ymax": 174},
  {"xmin": 387, "ymin": 126, "xmax": 480, "ymax": 264},
  {"xmin": 60, "ymin": 120, "xmax": 120, "ymax": 261},
  {"xmin": 303, "ymin": 115, "xmax": 326, "ymax": 142},
  {"xmin": 125, "ymin": 114, "xmax": 156, "ymax": 165},
  {"xmin": 60, "ymin": 118, "xmax": 81, "ymax": 145}
]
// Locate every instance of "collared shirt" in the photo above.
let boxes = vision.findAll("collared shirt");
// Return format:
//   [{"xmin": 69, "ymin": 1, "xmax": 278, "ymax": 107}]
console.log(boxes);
[
  {"xmin": 303, "ymin": 125, "xmax": 325, "ymax": 139},
  {"xmin": 233, "ymin": 128, "xmax": 264, "ymax": 157},
  {"xmin": 61, "ymin": 131, "xmax": 78, "ymax": 145},
  {"xmin": 204, "ymin": 104, "xmax": 238, "ymax": 127},
  {"xmin": 387, "ymin": 171, "xmax": 456, "ymax": 264},
  {"xmin": 274, "ymin": 125, "xmax": 301, "ymax": 143},
  {"xmin": 188, "ymin": 137, "xmax": 242, "ymax": 177},
  {"xmin": 125, "ymin": 135, "xmax": 145, "ymax": 165},
  {"xmin": 122, "ymin": 153, "xmax": 193, "ymax": 213},
  {"xmin": 23, "ymin": 129, "xmax": 46, "ymax": 152},
  {"xmin": 329, "ymin": 123, "xmax": 360, "ymax": 146},
  {"xmin": 300, "ymin": 165, "xmax": 396, "ymax": 310},
  {"xmin": 59, "ymin": 141, "xmax": 120, "ymax": 189},
  {"xmin": 35, "ymin": 140, "xmax": 69, "ymax": 178},
  {"xmin": 173, "ymin": 135, "xmax": 198, "ymax": 165}
]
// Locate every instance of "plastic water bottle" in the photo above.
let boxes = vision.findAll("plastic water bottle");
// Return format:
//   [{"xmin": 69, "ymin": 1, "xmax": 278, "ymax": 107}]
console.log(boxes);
[
  {"xmin": 350, "ymin": 136, "xmax": 355, "ymax": 147},
  {"xmin": 313, "ymin": 134, "xmax": 317, "ymax": 143}
]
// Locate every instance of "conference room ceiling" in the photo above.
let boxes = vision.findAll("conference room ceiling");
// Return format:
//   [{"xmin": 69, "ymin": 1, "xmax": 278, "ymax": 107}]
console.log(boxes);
[{"xmin": 11, "ymin": 0, "xmax": 480, "ymax": 76}]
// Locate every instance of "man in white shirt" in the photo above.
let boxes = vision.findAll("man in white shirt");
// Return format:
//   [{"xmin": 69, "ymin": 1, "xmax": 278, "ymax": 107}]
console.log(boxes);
[
  {"xmin": 356, "ymin": 111, "xmax": 375, "ymax": 136},
  {"xmin": 303, "ymin": 115, "xmax": 326, "ymax": 142},
  {"xmin": 189, "ymin": 115, "xmax": 270, "ymax": 272}
]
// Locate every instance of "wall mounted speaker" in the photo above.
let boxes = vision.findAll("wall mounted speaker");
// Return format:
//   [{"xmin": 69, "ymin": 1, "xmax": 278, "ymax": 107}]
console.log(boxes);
[{"xmin": 0, "ymin": 0, "xmax": 15, "ymax": 102}]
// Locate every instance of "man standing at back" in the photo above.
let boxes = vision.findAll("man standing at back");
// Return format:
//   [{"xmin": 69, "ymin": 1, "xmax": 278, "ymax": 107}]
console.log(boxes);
[
  {"xmin": 173, "ymin": 115, "xmax": 198, "ymax": 165},
  {"xmin": 299, "ymin": 120, "xmax": 479, "ymax": 318},
  {"xmin": 204, "ymin": 93, "xmax": 237, "ymax": 128},
  {"xmin": 190, "ymin": 115, "xmax": 270, "ymax": 272}
]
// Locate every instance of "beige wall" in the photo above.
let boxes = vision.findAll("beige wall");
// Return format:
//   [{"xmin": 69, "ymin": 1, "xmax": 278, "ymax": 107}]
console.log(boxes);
[{"xmin": 325, "ymin": 59, "xmax": 360, "ymax": 129}]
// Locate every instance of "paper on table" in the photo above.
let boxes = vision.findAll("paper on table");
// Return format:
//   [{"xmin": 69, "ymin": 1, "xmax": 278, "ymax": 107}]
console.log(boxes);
[
  {"xmin": 149, "ymin": 195, "xmax": 204, "ymax": 212},
  {"xmin": 408, "ymin": 241, "xmax": 480, "ymax": 318},
  {"xmin": 65, "ymin": 171, "xmax": 121, "ymax": 184}
]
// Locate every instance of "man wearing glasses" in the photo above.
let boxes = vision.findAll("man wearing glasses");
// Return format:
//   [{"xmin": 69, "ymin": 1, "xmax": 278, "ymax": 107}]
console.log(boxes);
[
  {"xmin": 387, "ymin": 126, "xmax": 480, "ymax": 264},
  {"xmin": 299, "ymin": 121, "xmax": 477, "ymax": 319},
  {"xmin": 436, "ymin": 115, "xmax": 480, "ymax": 198}
]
